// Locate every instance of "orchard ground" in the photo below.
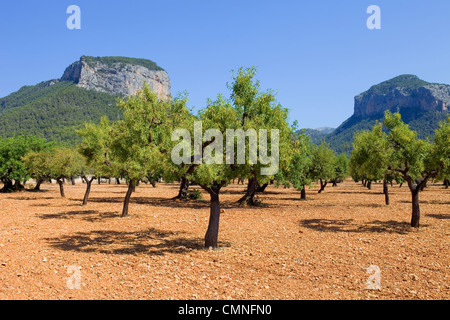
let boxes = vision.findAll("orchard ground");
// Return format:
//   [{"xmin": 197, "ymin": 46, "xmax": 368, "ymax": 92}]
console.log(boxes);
[{"xmin": 0, "ymin": 179, "xmax": 448, "ymax": 300}]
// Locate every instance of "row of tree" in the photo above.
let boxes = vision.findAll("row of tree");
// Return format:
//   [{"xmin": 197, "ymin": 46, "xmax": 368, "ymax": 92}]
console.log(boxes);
[
  {"xmin": 349, "ymin": 111, "xmax": 450, "ymax": 227},
  {"xmin": 1, "ymin": 67, "xmax": 449, "ymax": 247}
]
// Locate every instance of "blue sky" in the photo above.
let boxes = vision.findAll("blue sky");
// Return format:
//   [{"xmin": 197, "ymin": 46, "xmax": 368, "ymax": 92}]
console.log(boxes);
[{"xmin": 1, "ymin": 0, "xmax": 450, "ymax": 129}]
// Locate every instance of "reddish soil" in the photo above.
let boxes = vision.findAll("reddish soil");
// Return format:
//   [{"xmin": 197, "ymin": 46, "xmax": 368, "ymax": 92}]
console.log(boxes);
[{"xmin": 0, "ymin": 179, "xmax": 448, "ymax": 300}]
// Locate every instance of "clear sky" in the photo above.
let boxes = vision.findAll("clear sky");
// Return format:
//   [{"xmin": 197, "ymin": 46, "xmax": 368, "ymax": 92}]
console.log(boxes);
[{"xmin": 1, "ymin": 0, "xmax": 450, "ymax": 129}]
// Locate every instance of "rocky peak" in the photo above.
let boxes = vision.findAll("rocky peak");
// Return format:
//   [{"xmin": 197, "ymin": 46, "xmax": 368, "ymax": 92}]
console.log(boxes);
[
  {"xmin": 354, "ymin": 75, "xmax": 450, "ymax": 117},
  {"xmin": 61, "ymin": 56, "xmax": 171, "ymax": 99}
]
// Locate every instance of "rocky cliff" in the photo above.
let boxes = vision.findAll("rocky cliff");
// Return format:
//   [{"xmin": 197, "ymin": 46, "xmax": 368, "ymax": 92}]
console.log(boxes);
[
  {"xmin": 61, "ymin": 56, "xmax": 171, "ymax": 99},
  {"xmin": 354, "ymin": 75, "xmax": 450, "ymax": 117}
]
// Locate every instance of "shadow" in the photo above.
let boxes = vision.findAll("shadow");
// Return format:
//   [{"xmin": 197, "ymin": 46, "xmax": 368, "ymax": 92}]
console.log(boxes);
[
  {"xmin": 399, "ymin": 199, "xmax": 450, "ymax": 205},
  {"xmin": 427, "ymin": 213, "xmax": 449, "ymax": 220},
  {"xmin": 25, "ymin": 189, "xmax": 50, "ymax": 193},
  {"xmin": 37, "ymin": 210, "xmax": 120, "ymax": 222},
  {"xmin": 353, "ymin": 203, "xmax": 385, "ymax": 208},
  {"xmin": 300, "ymin": 218, "xmax": 418, "ymax": 234},
  {"xmin": 45, "ymin": 228, "xmax": 230, "ymax": 256},
  {"xmin": 8, "ymin": 196, "xmax": 55, "ymax": 201},
  {"xmin": 86, "ymin": 196, "xmax": 278, "ymax": 210}
]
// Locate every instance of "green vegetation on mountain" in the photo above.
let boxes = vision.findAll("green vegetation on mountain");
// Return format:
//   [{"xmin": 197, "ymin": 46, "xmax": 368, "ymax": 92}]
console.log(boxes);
[
  {"xmin": 0, "ymin": 81, "xmax": 71, "ymax": 115},
  {"xmin": 360, "ymin": 74, "xmax": 430, "ymax": 96},
  {"xmin": 326, "ymin": 109, "xmax": 449, "ymax": 154},
  {"xmin": 82, "ymin": 56, "xmax": 164, "ymax": 71},
  {"xmin": 0, "ymin": 82, "xmax": 121, "ymax": 144}
]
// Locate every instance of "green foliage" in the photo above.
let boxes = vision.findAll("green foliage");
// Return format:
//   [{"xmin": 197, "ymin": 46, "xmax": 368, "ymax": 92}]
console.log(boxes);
[
  {"xmin": 82, "ymin": 56, "xmax": 164, "ymax": 71},
  {"xmin": 108, "ymin": 83, "xmax": 189, "ymax": 183},
  {"xmin": 384, "ymin": 111, "xmax": 433, "ymax": 181},
  {"xmin": 350, "ymin": 123, "xmax": 391, "ymax": 181},
  {"xmin": 47, "ymin": 147, "xmax": 85, "ymax": 180},
  {"xmin": 0, "ymin": 81, "xmax": 72, "ymax": 115},
  {"xmin": 0, "ymin": 135, "xmax": 52, "ymax": 191},
  {"xmin": 277, "ymin": 132, "xmax": 313, "ymax": 192},
  {"xmin": 333, "ymin": 153, "xmax": 349, "ymax": 182},
  {"xmin": 431, "ymin": 116, "xmax": 450, "ymax": 181},
  {"xmin": 300, "ymin": 128, "xmax": 329, "ymax": 145},
  {"xmin": 0, "ymin": 82, "xmax": 120, "ymax": 144},
  {"xmin": 227, "ymin": 67, "xmax": 292, "ymax": 184},
  {"xmin": 326, "ymin": 110, "xmax": 449, "ymax": 155},
  {"xmin": 77, "ymin": 116, "xmax": 118, "ymax": 178},
  {"xmin": 360, "ymin": 75, "xmax": 430, "ymax": 96},
  {"xmin": 187, "ymin": 189, "xmax": 202, "ymax": 200},
  {"xmin": 309, "ymin": 141, "xmax": 336, "ymax": 182}
]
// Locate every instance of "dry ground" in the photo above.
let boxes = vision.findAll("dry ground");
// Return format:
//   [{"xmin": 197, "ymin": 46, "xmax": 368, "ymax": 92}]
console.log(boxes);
[{"xmin": 0, "ymin": 179, "xmax": 448, "ymax": 300}]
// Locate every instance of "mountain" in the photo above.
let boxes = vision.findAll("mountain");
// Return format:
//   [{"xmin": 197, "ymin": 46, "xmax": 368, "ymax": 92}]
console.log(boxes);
[
  {"xmin": 0, "ymin": 56, "xmax": 171, "ymax": 144},
  {"xmin": 325, "ymin": 75, "xmax": 450, "ymax": 154},
  {"xmin": 301, "ymin": 127, "xmax": 335, "ymax": 144},
  {"xmin": 61, "ymin": 56, "xmax": 171, "ymax": 98}
]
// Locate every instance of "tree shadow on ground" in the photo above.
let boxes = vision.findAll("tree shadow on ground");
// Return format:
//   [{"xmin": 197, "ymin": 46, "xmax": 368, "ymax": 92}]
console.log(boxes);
[
  {"xmin": 45, "ymin": 228, "xmax": 229, "ymax": 256},
  {"xmin": 300, "ymin": 219, "xmax": 420, "ymax": 234},
  {"xmin": 36, "ymin": 210, "xmax": 120, "ymax": 222},
  {"xmin": 399, "ymin": 199, "xmax": 450, "ymax": 205},
  {"xmin": 426, "ymin": 213, "xmax": 449, "ymax": 220},
  {"xmin": 8, "ymin": 196, "xmax": 55, "ymax": 201},
  {"xmin": 86, "ymin": 196, "xmax": 277, "ymax": 210}
]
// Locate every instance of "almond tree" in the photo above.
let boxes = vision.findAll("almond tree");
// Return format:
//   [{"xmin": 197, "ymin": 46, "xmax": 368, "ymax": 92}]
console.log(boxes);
[
  {"xmin": 189, "ymin": 95, "xmax": 240, "ymax": 248},
  {"xmin": 350, "ymin": 123, "xmax": 392, "ymax": 205},
  {"xmin": 180, "ymin": 69, "xmax": 291, "ymax": 248},
  {"xmin": 276, "ymin": 130, "xmax": 313, "ymax": 200},
  {"xmin": 433, "ymin": 116, "xmax": 450, "ymax": 189},
  {"xmin": 107, "ymin": 83, "xmax": 189, "ymax": 217},
  {"xmin": 309, "ymin": 141, "xmax": 336, "ymax": 193},
  {"xmin": 77, "ymin": 116, "xmax": 119, "ymax": 205},
  {"xmin": 384, "ymin": 112, "xmax": 448, "ymax": 228},
  {"xmin": 48, "ymin": 147, "xmax": 85, "ymax": 198},
  {"xmin": 229, "ymin": 67, "xmax": 292, "ymax": 205},
  {"xmin": 331, "ymin": 153, "xmax": 349, "ymax": 187},
  {"xmin": 0, "ymin": 136, "xmax": 50, "ymax": 192}
]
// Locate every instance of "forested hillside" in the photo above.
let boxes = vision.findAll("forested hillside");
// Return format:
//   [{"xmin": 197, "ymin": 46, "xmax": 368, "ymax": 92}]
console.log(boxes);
[{"xmin": 0, "ymin": 82, "xmax": 120, "ymax": 144}]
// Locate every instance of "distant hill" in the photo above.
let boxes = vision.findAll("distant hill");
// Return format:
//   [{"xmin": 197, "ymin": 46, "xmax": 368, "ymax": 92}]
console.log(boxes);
[
  {"xmin": 325, "ymin": 75, "xmax": 450, "ymax": 154},
  {"xmin": 301, "ymin": 127, "xmax": 335, "ymax": 145},
  {"xmin": 0, "ymin": 56, "xmax": 171, "ymax": 144}
]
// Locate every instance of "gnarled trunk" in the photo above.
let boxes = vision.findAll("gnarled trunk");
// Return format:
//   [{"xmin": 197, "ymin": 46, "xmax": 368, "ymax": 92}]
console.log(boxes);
[
  {"xmin": 383, "ymin": 179, "xmax": 390, "ymax": 206},
  {"xmin": 300, "ymin": 186, "xmax": 306, "ymax": 200},
  {"xmin": 411, "ymin": 189, "xmax": 420, "ymax": 228},
  {"xmin": 174, "ymin": 177, "xmax": 190, "ymax": 200},
  {"xmin": 121, "ymin": 180, "xmax": 135, "ymax": 217},
  {"xmin": 0, "ymin": 179, "xmax": 13, "ymax": 193},
  {"xmin": 204, "ymin": 186, "xmax": 221, "ymax": 248},
  {"xmin": 82, "ymin": 176, "xmax": 95, "ymax": 206},
  {"xmin": 57, "ymin": 178, "xmax": 65, "ymax": 198},
  {"xmin": 318, "ymin": 179, "xmax": 327, "ymax": 194},
  {"xmin": 34, "ymin": 178, "xmax": 44, "ymax": 191},
  {"xmin": 257, "ymin": 183, "xmax": 269, "ymax": 193},
  {"xmin": 238, "ymin": 177, "xmax": 258, "ymax": 205}
]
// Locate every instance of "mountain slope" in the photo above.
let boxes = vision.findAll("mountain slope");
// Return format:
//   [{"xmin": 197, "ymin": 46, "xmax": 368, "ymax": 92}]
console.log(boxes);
[
  {"xmin": 0, "ymin": 56, "xmax": 170, "ymax": 144},
  {"xmin": 326, "ymin": 75, "xmax": 450, "ymax": 154}
]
